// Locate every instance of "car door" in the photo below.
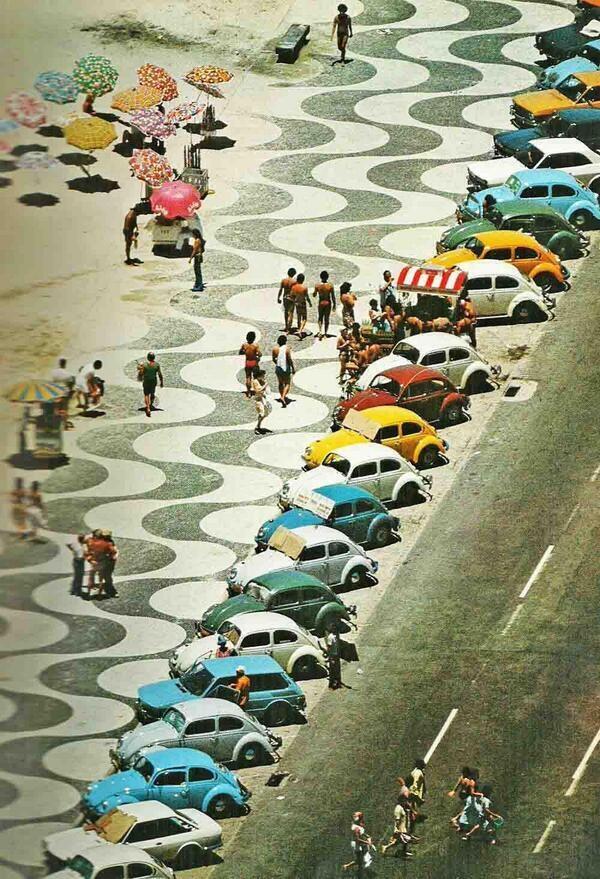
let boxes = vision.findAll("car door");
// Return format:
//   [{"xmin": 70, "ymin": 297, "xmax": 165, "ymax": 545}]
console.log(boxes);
[
  {"xmin": 378, "ymin": 456, "xmax": 405, "ymax": 501},
  {"xmin": 150, "ymin": 768, "xmax": 190, "ymax": 809},
  {"xmin": 187, "ymin": 765, "xmax": 217, "ymax": 809},
  {"xmin": 519, "ymin": 183, "xmax": 551, "ymax": 207},
  {"xmin": 238, "ymin": 630, "xmax": 272, "ymax": 659},
  {"xmin": 96, "ymin": 868, "xmax": 125, "ymax": 879},
  {"xmin": 398, "ymin": 379, "xmax": 431, "ymax": 421},
  {"xmin": 216, "ymin": 714, "xmax": 247, "ymax": 762},
  {"xmin": 126, "ymin": 861, "xmax": 164, "ymax": 879},
  {"xmin": 481, "ymin": 245, "xmax": 512, "ymax": 265},
  {"xmin": 399, "ymin": 419, "xmax": 425, "ymax": 461},
  {"xmin": 550, "ymin": 181, "xmax": 578, "ymax": 214},
  {"xmin": 297, "ymin": 544, "xmax": 328, "ymax": 582},
  {"xmin": 299, "ymin": 584, "xmax": 327, "ymax": 629},
  {"xmin": 182, "ymin": 716, "xmax": 219, "ymax": 758},
  {"xmin": 352, "ymin": 498, "xmax": 378, "ymax": 544},
  {"xmin": 377, "ymin": 423, "xmax": 402, "ymax": 453},
  {"xmin": 329, "ymin": 500, "xmax": 356, "ymax": 541},
  {"xmin": 347, "ymin": 460, "xmax": 379, "ymax": 495},
  {"xmin": 494, "ymin": 273, "xmax": 522, "ymax": 314},
  {"xmin": 447, "ymin": 346, "xmax": 473, "ymax": 388},
  {"xmin": 125, "ymin": 817, "xmax": 181, "ymax": 862},
  {"xmin": 464, "ymin": 275, "xmax": 495, "ymax": 318},
  {"xmin": 326, "ymin": 540, "xmax": 354, "ymax": 585},
  {"xmin": 272, "ymin": 627, "xmax": 301, "ymax": 668},
  {"xmin": 563, "ymin": 151, "xmax": 595, "ymax": 184},
  {"xmin": 267, "ymin": 587, "xmax": 303, "ymax": 626},
  {"xmin": 419, "ymin": 349, "xmax": 448, "ymax": 377},
  {"xmin": 513, "ymin": 244, "xmax": 540, "ymax": 275}
]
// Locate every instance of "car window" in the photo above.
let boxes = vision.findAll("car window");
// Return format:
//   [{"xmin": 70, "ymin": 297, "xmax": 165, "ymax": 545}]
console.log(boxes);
[
  {"xmin": 380, "ymin": 458, "xmax": 401, "ymax": 473},
  {"xmin": 257, "ymin": 673, "xmax": 288, "ymax": 691},
  {"xmin": 533, "ymin": 215, "xmax": 555, "ymax": 230},
  {"xmin": 219, "ymin": 715, "xmax": 245, "ymax": 732},
  {"xmin": 514, "ymin": 246, "xmax": 538, "ymax": 259},
  {"xmin": 370, "ymin": 376, "xmax": 401, "ymax": 396},
  {"xmin": 405, "ymin": 381, "xmax": 429, "ymax": 398},
  {"xmin": 274, "ymin": 629, "xmax": 299, "ymax": 644},
  {"xmin": 240, "ymin": 631, "xmax": 271, "ymax": 649},
  {"xmin": 379, "ymin": 425, "xmax": 399, "ymax": 440},
  {"xmin": 189, "ymin": 766, "xmax": 215, "ymax": 782},
  {"xmin": 350, "ymin": 462, "xmax": 377, "ymax": 479},
  {"xmin": 186, "ymin": 718, "xmax": 216, "ymax": 736},
  {"xmin": 426, "ymin": 379, "xmax": 446, "ymax": 394},
  {"xmin": 127, "ymin": 867, "xmax": 154, "ymax": 879},
  {"xmin": 552, "ymin": 184, "xmax": 576, "ymax": 197},
  {"xmin": 449, "ymin": 347, "xmax": 470, "ymax": 362},
  {"xmin": 392, "ymin": 342, "xmax": 419, "ymax": 362},
  {"xmin": 154, "ymin": 818, "xmax": 186, "ymax": 838},
  {"xmin": 521, "ymin": 185, "xmax": 548, "ymax": 198},
  {"xmin": 301, "ymin": 545, "xmax": 327, "ymax": 561},
  {"xmin": 495, "ymin": 275, "xmax": 520, "ymax": 289},
  {"xmin": 401, "ymin": 421, "xmax": 422, "ymax": 436},
  {"xmin": 465, "ymin": 277, "xmax": 492, "ymax": 291},
  {"xmin": 302, "ymin": 586, "xmax": 324, "ymax": 602},
  {"xmin": 270, "ymin": 589, "xmax": 300, "ymax": 608},
  {"xmin": 503, "ymin": 216, "xmax": 534, "ymax": 232},
  {"xmin": 420, "ymin": 351, "xmax": 446, "ymax": 366},
  {"xmin": 332, "ymin": 502, "xmax": 353, "ymax": 519},
  {"xmin": 126, "ymin": 822, "xmax": 161, "ymax": 843},
  {"xmin": 484, "ymin": 247, "xmax": 512, "ymax": 260},
  {"xmin": 154, "ymin": 770, "xmax": 186, "ymax": 786},
  {"xmin": 329, "ymin": 541, "xmax": 351, "ymax": 557},
  {"xmin": 97, "ymin": 869, "xmax": 125, "ymax": 879},
  {"xmin": 356, "ymin": 499, "xmax": 374, "ymax": 514}
]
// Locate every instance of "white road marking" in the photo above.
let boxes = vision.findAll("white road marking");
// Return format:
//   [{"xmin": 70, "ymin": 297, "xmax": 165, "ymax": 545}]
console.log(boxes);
[
  {"xmin": 519, "ymin": 545, "xmax": 555, "ymax": 600},
  {"xmin": 424, "ymin": 709, "xmax": 458, "ymax": 764},
  {"xmin": 591, "ymin": 464, "xmax": 600, "ymax": 483},
  {"xmin": 532, "ymin": 819, "xmax": 556, "ymax": 853},
  {"xmin": 565, "ymin": 725, "xmax": 600, "ymax": 798},
  {"xmin": 565, "ymin": 504, "xmax": 580, "ymax": 531},
  {"xmin": 501, "ymin": 603, "xmax": 524, "ymax": 636}
]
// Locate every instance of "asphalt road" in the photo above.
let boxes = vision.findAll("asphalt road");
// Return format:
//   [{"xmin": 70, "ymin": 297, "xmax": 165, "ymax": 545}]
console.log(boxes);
[{"xmin": 207, "ymin": 246, "xmax": 600, "ymax": 879}]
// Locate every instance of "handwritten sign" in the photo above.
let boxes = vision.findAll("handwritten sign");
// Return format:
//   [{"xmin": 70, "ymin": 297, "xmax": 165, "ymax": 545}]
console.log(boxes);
[
  {"xmin": 295, "ymin": 488, "xmax": 336, "ymax": 519},
  {"xmin": 342, "ymin": 408, "xmax": 380, "ymax": 441},
  {"xmin": 268, "ymin": 526, "xmax": 306, "ymax": 560}
]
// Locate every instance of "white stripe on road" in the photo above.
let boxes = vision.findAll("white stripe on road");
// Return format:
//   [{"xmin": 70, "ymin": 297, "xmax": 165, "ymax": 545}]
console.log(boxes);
[
  {"xmin": 591, "ymin": 464, "xmax": 600, "ymax": 483},
  {"xmin": 501, "ymin": 603, "xmax": 524, "ymax": 636},
  {"xmin": 564, "ymin": 504, "xmax": 580, "ymax": 531},
  {"xmin": 565, "ymin": 724, "xmax": 600, "ymax": 797},
  {"xmin": 532, "ymin": 819, "xmax": 556, "ymax": 853},
  {"xmin": 424, "ymin": 709, "xmax": 458, "ymax": 764},
  {"xmin": 519, "ymin": 545, "xmax": 554, "ymax": 600}
]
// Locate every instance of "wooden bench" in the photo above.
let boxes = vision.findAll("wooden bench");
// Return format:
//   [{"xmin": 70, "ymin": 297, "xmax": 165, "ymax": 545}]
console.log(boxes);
[{"xmin": 275, "ymin": 24, "xmax": 310, "ymax": 64}]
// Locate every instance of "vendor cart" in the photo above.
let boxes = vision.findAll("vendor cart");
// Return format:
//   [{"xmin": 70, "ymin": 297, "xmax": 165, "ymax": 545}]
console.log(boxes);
[{"xmin": 149, "ymin": 211, "xmax": 204, "ymax": 257}]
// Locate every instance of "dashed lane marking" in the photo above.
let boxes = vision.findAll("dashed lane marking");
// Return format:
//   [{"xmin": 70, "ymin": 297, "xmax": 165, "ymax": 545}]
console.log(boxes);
[
  {"xmin": 519, "ymin": 545, "xmax": 555, "ymax": 600},
  {"xmin": 532, "ymin": 819, "xmax": 557, "ymax": 853},
  {"xmin": 591, "ymin": 464, "xmax": 600, "ymax": 483},
  {"xmin": 424, "ymin": 709, "xmax": 458, "ymax": 764},
  {"xmin": 565, "ymin": 503, "xmax": 580, "ymax": 530},
  {"xmin": 565, "ymin": 724, "xmax": 600, "ymax": 798},
  {"xmin": 501, "ymin": 603, "xmax": 524, "ymax": 636}
]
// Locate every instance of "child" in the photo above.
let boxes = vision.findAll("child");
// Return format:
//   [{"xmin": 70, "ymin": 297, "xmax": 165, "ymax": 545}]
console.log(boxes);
[
  {"xmin": 251, "ymin": 369, "xmax": 272, "ymax": 435},
  {"xmin": 368, "ymin": 299, "xmax": 392, "ymax": 332}
]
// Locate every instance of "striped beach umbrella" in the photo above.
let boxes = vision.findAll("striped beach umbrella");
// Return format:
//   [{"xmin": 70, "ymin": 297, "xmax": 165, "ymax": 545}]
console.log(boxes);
[{"xmin": 7, "ymin": 380, "xmax": 67, "ymax": 402}]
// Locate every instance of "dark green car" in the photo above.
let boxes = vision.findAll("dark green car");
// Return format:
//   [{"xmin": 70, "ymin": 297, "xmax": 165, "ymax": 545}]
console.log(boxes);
[
  {"xmin": 438, "ymin": 200, "xmax": 589, "ymax": 259},
  {"xmin": 197, "ymin": 570, "xmax": 357, "ymax": 638},
  {"xmin": 535, "ymin": 8, "xmax": 597, "ymax": 62}
]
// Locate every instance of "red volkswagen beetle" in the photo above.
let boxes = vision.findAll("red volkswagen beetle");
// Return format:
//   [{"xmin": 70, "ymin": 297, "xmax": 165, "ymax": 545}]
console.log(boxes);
[{"xmin": 332, "ymin": 365, "xmax": 469, "ymax": 430}]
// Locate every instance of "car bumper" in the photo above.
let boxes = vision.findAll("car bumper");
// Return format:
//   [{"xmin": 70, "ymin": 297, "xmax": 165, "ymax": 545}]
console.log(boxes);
[
  {"xmin": 510, "ymin": 108, "xmax": 536, "ymax": 129},
  {"xmin": 135, "ymin": 700, "xmax": 156, "ymax": 724}
]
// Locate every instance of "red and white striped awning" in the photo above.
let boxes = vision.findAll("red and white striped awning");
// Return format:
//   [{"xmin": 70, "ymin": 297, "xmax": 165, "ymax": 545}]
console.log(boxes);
[{"xmin": 396, "ymin": 263, "xmax": 467, "ymax": 295}]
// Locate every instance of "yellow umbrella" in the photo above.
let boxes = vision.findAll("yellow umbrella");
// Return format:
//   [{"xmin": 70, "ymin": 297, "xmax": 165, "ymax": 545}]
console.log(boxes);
[
  {"xmin": 111, "ymin": 85, "xmax": 163, "ymax": 112},
  {"xmin": 64, "ymin": 116, "xmax": 117, "ymax": 150},
  {"xmin": 7, "ymin": 380, "xmax": 67, "ymax": 402}
]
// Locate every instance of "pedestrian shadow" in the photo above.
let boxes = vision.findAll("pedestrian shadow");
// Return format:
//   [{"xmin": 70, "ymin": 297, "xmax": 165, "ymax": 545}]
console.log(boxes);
[{"xmin": 77, "ymin": 409, "xmax": 106, "ymax": 419}]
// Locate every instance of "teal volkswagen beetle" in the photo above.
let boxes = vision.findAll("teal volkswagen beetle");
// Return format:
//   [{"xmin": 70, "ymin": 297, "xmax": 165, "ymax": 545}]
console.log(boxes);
[{"xmin": 255, "ymin": 484, "xmax": 399, "ymax": 552}]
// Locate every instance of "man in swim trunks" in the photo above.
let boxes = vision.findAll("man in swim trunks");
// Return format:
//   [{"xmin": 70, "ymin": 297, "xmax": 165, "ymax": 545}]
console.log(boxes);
[
  {"xmin": 239, "ymin": 331, "xmax": 262, "ymax": 397},
  {"xmin": 291, "ymin": 273, "xmax": 311, "ymax": 339},
  {"xmin": 138, "ymin": 352, "xmax": 164, "ymax": 417},
  {"xmin": 314, "ymin": 270, "xmax": 336, "ymax": 340},
  {"xmin": 272, "ymin": 334, "xmax": 296, "ymax": 408},
  {"xmin": 277, "ymin": 267, "xmax": 297, "ymax": 333},
  {"xmin": 332, "ymin": 3, "xmax": 353, "ymax": 65}
]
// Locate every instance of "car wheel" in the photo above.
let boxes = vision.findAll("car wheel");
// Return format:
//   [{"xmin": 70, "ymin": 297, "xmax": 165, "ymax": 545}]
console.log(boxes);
[
  {"xmin": 417, "ymin": 445, "xmax": 439, "ymax": 469},
  {"xmin": 588, "ymin": 177, "xmax": 600, "ymax": 195},
  {"xmin": 532, "ymin": 271, "xmax": 561, "ymax": 294},
  {"xmin": 344, "ymin": 566, "xmax": 368, "ymax": 590},
  {"xmin": 569, "ymin": 209, "xmax": 595, "ymax": 231},
  {"xmin": 397, "ymin": 481, "xmax": 421, "ymax": 506},
  {"xmin": 237, "ymin": 742, "xmax": 268, "ymax": 767},
  {"xmin": 292, "ymin": 654, "xmax": 320, "ymax": 680},
  {"xmin": 511, "ymin": 301, "xmax": 541, "ymax": 323},
  {"xmin": 174, "ymin": 844, "xmax": 207, "ymax": 870},
  {"xmin": 371, "ymin": 522, "xmax": 392, "ymax": 548},
  {"xmin": 442, "ymin": 402, "xmax": 463, "ymax": 426},
  {"xmin": 265, "ymin": 701, "xmax": 292, "ymax": 727},
  {"xmin": 207, "ymin": 793, "xmax": 235, "ymax": 819},
  {"xmin": 551, "ymin": 240, "xmax": 573, "ymax": 261},
  {"xmin": 464, "ymin": 371, "xmax": 489, "ymax": 394}
]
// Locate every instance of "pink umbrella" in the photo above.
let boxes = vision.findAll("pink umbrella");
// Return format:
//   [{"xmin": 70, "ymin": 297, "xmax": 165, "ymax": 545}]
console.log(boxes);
[
  {"xmin": 129, "ymin": 109, "xmax": 176, "ymax": 140},
  {"xmin": 165, "ymin": 101, "xmax": 205, "ymax": 125},
  {"xmin": 150, "ymin": 180, "xmax": 202, "ymax": 220},
  {"xmin": 6, "ymin": 91, "xmax": 46, "ymax": 129}
]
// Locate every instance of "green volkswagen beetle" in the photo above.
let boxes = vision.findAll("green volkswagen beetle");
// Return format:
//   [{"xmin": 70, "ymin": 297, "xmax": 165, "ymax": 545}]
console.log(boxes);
[
  {"xmin": 438, "ymin": 200, "xmax": 589, "ymax": 259},
  {"xmin": 194, "ymin": 571, "xmax": 356, "ymax": 641}
]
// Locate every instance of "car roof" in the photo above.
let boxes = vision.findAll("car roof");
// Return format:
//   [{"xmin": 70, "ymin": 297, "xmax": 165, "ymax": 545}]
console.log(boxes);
[
  {"xmin": 398, "ymin": 332, "xmax": 472, "ymax": 353},
  {"xmin": 330, "ymin": 444, "xmax": 405, "ymax": 464},
  {"xmin": 146, "ymin": 748, "xmax": 217, "ymax": 769},
  {"xmin": 575, "ymin": 70, "xmax": 600, "ymax": 85},
  {"xmin": 229, "ymin": 610, "xmax": 303, "ymax": 633},
  {"xmin": 455, "ymin": 259, "xmax": 522, "ymax": 278},
  {"xmin": 491, "ymin": 199, "xmax": 565, "ymax": 219},
  {"xmin": 380, "ymin": 364, "xmax": 447, "ymax": 384},
  {"xmin": 474, "ymin": 230, "xmax": 542, "ymax": 247},
  {"xmin": 77, "ymin": 845, "xmax": 158, "ymax": 867},
  {"xmin": 510, "ymin": 168, "xmax": 579, "ymax": 184},
  {"xmin": 174, "ymin": 698, "xmax": 246, "ymax": 721},
  {"xmin": 250, "ymin": 570, "xmax": 326, "ymax": 591},
  {"xmin": 529, "ymin": 137, "xmax": 591, "ymax": 154},
  {"xmin": 555, "ymin": 107, "xmax": 600, "ymax": 122},
  {"xmin": 292, "ymin": 524, "xmax": 361, "ymax": 543},
  {"xmin": 315, "ymin": 484, "xmax": 380, "ymax": 503},
  {"xmin": 201, "ymin": 655, "xmax": 283, "ymax": 674},
  {"xmin": 117, "ymin": 801, "xmax": 177, "ymax": 821},
  {"xmin": 354, "ymin": 406, "xmax": 426, "ymax": 427}
]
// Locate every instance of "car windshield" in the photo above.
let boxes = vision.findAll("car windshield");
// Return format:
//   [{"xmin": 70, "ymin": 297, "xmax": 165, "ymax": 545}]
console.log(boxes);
[
  {"xmin": 505, "ymin": 176, "xmax": 520, "ymax": 195},
  {"xmin": 164, "ymin": 708, "xmax": 186, "ymax": 734},
  {"xmin": 322, "ymin": 454, "xmax": 350, "ymax": 475},
  {"xmin": 244, "ymin": 581, "xmax": 270, "ymax": 603},
  {"xmin": 133, "ymin": 756, "xmax": 155, "ymax": 781},
  {"xmin": 571, "ymin": 84, "xmax": 590, "ymax": 103},
  {"xmin": 528, "ymin": 146, "xmax": 544, "ymax": 167},
  {"xmin": 68, "ymin": 857, "xmax": 93, "ymax": 879},
  {"xmin": 391, "ymin": 342, "xmax": 419, "ymax": 362},
  {"xmin": 182, "ymin": 666, "xmax": 213, "ymax": 696},
  {"xmin": 465, "ymin": 237, "xmax": 484, "ymax": 256},
  {"xmin": 560, "ymin": 80, "xmax": 585, "ymax": 100},
  {"xmin": 218, "ymin": 624, "xmax": 241, "ymax": 645},
  {"xmin": 370, "ymin": 376, "xmax": 402, "ymax": 396}
]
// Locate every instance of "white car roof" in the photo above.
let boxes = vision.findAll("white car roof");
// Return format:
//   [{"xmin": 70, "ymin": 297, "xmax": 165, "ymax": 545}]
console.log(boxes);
[
  {"xmin": 174, "ymin": 697, "xmax": 246, "ymax": 721},
  {"xmin": 228, "ymin": 611, "xmax": 303, "ymax": 634},
  {"xmin": 399, "ymin": 332, "xmax": 473, "ymax": 353},
  {"xmin": 76, "ymin": 844, "xmax": 158, "ymax": 867},
  {"xmin": 455, "ymin": 259, "xmax": 522, "ymax": 280},
  {"xmin": 117, "ymin": 801, "xmax": 179, "ymax": 821},
  {"xmin": 530, "ymin": 137, "xmax": 594, "ymax": 155},
  {"xmin": 293, "ymin": 524, "xmax": 359, "ymax": 546},
  {"xmin": 332, "ymin": 444, "xmax": 405, "ymax": 464}
]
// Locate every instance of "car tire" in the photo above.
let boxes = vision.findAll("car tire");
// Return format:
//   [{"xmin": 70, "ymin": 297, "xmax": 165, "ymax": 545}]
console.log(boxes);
[
  {"xmin": 207, "ymin": 794, "xmax": 236, "ymax": 819},
  {"xmin": 292, "ymin": 654, "xmax": 320, "ymax": 680},
  {"xmin": 551, "ymin": 240, "xmax": 575, "ymax": 261},
  {"xmin": 442, "ymin": 402, "xmax": 463, "ymax": 426},
  {"xmin": 464, "ymin": 371, "xmax": 489, "ymax": 394},
  {"xmin": 397, "ymin": 481, "xmax": 421, "ymax": 506},
  {"xmin": 532, "ymin": 271, "xmax": 561, "ymax": 294},
  {"xmin": 265, "ymin": 701, "xmax": 292, "ymax": 727},
  {"xmin": 174, "ymin": 845, "xmax": 207, "ymax": 870},
  {"xmin": 371, "ymin": 522, "xmax": 392, "ymax": 548},
  {"xmin": 511, "ymin": 301, "xmax": 541, "ymax": 323},
  {"xmin": 569, "ymin": 209, "xmax": 595, "ymax": 231},
  {"xmin": 237, "ymin": 742, "xmax": 268, "ymax": 768},
  {"xmin": 344, "ymin": 566, "xmax": 368, "ymax": 590},
  {"xmin": 417, "ymin": 445, "xmax": 439, "ymax": 469}
]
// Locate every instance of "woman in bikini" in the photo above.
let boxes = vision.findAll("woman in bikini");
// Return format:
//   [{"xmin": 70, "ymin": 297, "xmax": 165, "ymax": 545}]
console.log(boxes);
[
  {"xmin": 239, "ymin": 331, "xmax": 262, "ymax": 397},
  {"xmin": 332, "ymin": 3, "xmax": 353, "ymax": 65},
  {"xmin": 314, "ymin": 270, "xmax": 336, "ymax": 340},
  {"xmin": 340, "ymin": 281, "xmax": 357, "ymax": 329}
]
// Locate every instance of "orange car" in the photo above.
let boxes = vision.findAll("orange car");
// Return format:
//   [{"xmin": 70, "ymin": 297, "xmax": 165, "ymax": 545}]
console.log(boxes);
[
  {"xmin": 511, "ymin": 71, "xmax": 600, "ymax": 128},
  {"xmin": 427, "ymin": 230, "xmax": 570, "ymax": 292}
]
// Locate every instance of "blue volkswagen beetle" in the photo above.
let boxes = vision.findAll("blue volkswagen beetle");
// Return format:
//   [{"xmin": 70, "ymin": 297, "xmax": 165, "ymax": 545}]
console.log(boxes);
[
  {"xmin": 255, "ymin": 485, "xmax": 399, "ymax": 552},
  {"xmin": 82, "ymin": 747, "xmax": 250, "ymax": 821},
  {"xmin": 536, "ymin": 39, "xmax": 600, "ymax": 91},
  {"xmin": 457, "ymin": 169, "xmax": 600, "ymax": 230}
]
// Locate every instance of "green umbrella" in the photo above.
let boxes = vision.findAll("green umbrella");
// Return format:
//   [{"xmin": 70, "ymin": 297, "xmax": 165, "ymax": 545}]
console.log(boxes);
[{"xmin": 72, "ymin": 54, "xmax": 118, "ymax": 97}]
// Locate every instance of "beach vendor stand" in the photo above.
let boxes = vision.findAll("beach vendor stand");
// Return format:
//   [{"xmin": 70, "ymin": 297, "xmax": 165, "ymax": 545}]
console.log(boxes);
[{"xmin": 6, "ymin": 381, "xmax": 68, "ymax": 464}]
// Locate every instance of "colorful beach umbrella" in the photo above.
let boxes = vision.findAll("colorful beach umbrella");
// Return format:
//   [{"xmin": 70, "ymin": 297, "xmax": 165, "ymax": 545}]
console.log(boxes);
[
  {"xmin": 72, "ymin": 54, "xmax": 118, "ymax": 97},
  {"xmin": 129, "ymin": 149, "xmax": 174, "ymax": 187},
  {"xmin": 184, "ymin": 65, "xmax": 233, "ymax": 86},
  {"xmin": 7, "ymin": 380, "xmax": 67, "ymax": 402},
  {"xmin": 187, "ymin": 81, "xmax": 224, "ymax": 99},
  {"xmin": 0, "ymin": 119, "xmax": 19, "ymax": 134},
  {"xmin": 137, "ymin": 64, "xmax": 178, "ymax": 101},
  {"xmin": 111, "ymin": 85, "xmax": 163, "ymax": 112},
  {"xmin": 35, "ymin": 72, "xmax": 79, "ymax": 104},
  {"xmin": 128, "ymin": 109, "xmax": 176, "ymax": 140},
  {"xmin": 150, "ymin": 180, "xmax": 201, "ymax": 220},
  {"xmin": 5, "ymin": 91, "xmax": 46, "ymax": 129},
  {"xmin": 16, "ymin": 151, "xmax": 59, "ymax": 169},
  {"xmin": 64, "ymin": 116, "xmax": 117, "ymax": 151},
  {"xmin": 165, "ymin": 101, "xmax": 205, "ymax": 124}
]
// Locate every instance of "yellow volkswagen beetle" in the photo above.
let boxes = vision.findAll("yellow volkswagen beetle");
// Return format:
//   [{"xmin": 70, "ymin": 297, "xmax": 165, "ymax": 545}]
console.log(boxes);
[
  {"xmin": 427, "ymin": 230, "xmax": 569, "ymax": 292},
  {"xmin": 302, "ymin": 407, "xmax": 448, "ymax": 470}
]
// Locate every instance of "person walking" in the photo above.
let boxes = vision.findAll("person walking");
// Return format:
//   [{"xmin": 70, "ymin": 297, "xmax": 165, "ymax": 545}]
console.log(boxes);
[
  {"xmin": 239, "ymin": 331, "xmax": 262, "ymax": 397},
  {"xmin": 291, "ymin": 273, "xmax": 311, "ymax": 339},
  {"xmin": 277, "ymin": 267, "xmax": 297, "ymax": 333},
  {"xmin": 272, "ymin": 335, "xmax": 295, "ymax": 407},
  {"xmin": 67, "ymin": 534, "xmax": 86, "ymax": 597},
  {"xmin": 381, "ymin": 795, "xmax": 414, "ymax": 859},
  {"xmin": 407, "ymin": 758, "xmax": 427, "ymax": 827},
  {"xmin": 229, "ymin": 666, "xmax": 251, "ymax": 709},
  {"xmin": 123, "ymin": 207, "xmax": 140, "ymax": 266},
  {"xmin": 343, "ymin": 812, "xmax": 374, "ymax": 874},
  {"xmin": 315, "ymin": 270, "xmax": 336, "ymax": 339},
  {"xmin": 325, "ymin": 623, "xmax": 342, "ymax": 689},
  {"xmin": 189, "ymin": 229, "xmax": 205, "ymax": 292},
  {"xmin": 137, "ymin": 352, "xmax": 164, "ymax": 417},
  {"xmin": 332, "ymin": 3, "xmax": 353, "ymax": 66},
  {"xmin": 25, "ymin": 481, "xmax": 46, "ymax": 541},
  {"xmin": 252, "ymin": 368, "xmax": 272, "ymax": 435}
]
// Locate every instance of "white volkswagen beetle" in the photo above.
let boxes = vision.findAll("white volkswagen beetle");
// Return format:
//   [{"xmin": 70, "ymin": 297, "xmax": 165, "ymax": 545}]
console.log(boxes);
[
  {"xmin": 45, "ymin": 840, "xmax": 175, "ymax": 878},
  {"xmin": 452, "ymin": 259, "xmax": 555, "ymax": 322},
  {"xmin": 226, "ymin": 525, "xmax": 378, "ymax": 594}
]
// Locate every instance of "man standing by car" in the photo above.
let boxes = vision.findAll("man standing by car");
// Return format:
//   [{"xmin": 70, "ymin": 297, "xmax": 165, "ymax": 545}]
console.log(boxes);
[
  {"xmin": 325, "ymin": 623, "xmax": 343, "ymax": 690},
  {"xmin": 230, "ymin": 666, "xmax": 251, "ymax": 709}
]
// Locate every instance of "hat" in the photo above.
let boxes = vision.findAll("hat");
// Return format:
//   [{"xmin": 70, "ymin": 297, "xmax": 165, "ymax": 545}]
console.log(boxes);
[
  {"xmin": 217, "ymin": 635, "xmax": 226, "ymax": 646},
  {"xmin": 100, "ymin": 529, "xmax": 112, "ymax": 538},
  {"xmin": 236, "ymin": 666, "xmax": 245, "ymax": 674}
]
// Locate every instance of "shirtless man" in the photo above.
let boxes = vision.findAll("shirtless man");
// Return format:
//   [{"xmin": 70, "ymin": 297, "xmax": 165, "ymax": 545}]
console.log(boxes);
[
  {"xmin": 277, "ymin": 267, "xmax": 297, "ymax": 333},
  {"xmin": 123, "ymin": 208, "xmax": 140, "ymax": 266},
  {"xmin": 340, "ymin": 281, "xmax": 357, "ymax": 328},
  {"xmin": 332, "ymin": 3, "xmax": 353, "ymax": 65},
  {"xmin": 314, "ymin": 270, "xmax": 336, "ymax": 339},
  {"xmin": 291, "ymin": 273, "xmax": 311, "ymax": 339}
]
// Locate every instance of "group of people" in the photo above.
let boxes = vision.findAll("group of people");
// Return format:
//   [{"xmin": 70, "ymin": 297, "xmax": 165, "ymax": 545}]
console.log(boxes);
[
  {"xmin": 51, "ymin": 357, "xmax": 105, "ymax": 416},
  {"xmin": 277, "ymin": 268, "xmax": 340, "ymax": 340},
  {"xmin": 67, "ymin": 529, "xmax": 118, "ymax": 599},
  {"xmin": 10, "ymin": 478, "xmax": 46, "ymax": 541},
  {"xmin": 239, "ymin": 331, "xmax": 297, "ymax": 434}
]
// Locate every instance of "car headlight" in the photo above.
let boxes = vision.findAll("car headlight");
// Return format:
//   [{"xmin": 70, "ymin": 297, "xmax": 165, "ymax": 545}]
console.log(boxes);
[
  {"xmin": 304, "ymin": 444, "xmax": 313, "ymax": 456},
  {"xmin": 227, "ymin": 567, "xmax": 238, "ymax": 582}
]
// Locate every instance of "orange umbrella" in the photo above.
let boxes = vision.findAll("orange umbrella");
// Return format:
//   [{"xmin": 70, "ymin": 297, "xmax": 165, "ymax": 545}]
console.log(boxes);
[
  {"xmin": 137, "ymin": 64, "xmax": 178, "ymax": 101},
  {"xmin": 184, "ymin": 66, "xmax": 233, "ymax": 86},
  {"xmin": 111, "ymin": 85, "xmax": 163, "ymax": 112}
]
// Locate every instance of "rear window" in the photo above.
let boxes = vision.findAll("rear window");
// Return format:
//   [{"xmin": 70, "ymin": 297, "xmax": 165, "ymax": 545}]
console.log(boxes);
[
  {"xmin": 323, "ymin": 455, "xmax": 350, "ymax": 475},
  {"xmin": 254, "ymin": 673, "xmax": 288, "ymax": 691},
  {"xmin": 245, "ymin": 582, "xmax": 270, "ymax": 603}
]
